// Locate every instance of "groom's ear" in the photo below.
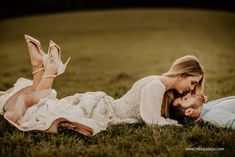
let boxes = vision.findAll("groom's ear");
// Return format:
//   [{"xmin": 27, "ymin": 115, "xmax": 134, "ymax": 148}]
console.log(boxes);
[{"xmin": 185, "ymin": 108, "xmax": 193, "ymax": 117}]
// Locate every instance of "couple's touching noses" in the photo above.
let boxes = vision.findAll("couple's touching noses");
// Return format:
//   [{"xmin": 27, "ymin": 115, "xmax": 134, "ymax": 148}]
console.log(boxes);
[
  {"xmin": 0, "ymin": 34, "xmax": 234, "ymax": 137},
  {"xmin": 173, "ymin": 93, "xmax": 235, "ymax": 129}
]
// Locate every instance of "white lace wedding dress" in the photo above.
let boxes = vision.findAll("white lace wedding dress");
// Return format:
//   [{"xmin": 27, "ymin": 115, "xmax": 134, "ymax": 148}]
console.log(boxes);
[{"xmin": 0, "ymin": 75, "xmax": 178, "ymax": 135}]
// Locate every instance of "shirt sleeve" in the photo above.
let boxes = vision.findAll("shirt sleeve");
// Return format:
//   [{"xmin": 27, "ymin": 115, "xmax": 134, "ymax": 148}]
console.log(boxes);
[
  {"xmin": 139, "ymin": 80, "xmax": 178, "ymax": 125},
  {"xmin": 228, "ymin": 118, "xmax": 235, "ymax": 129},
  {"xmin": 202, "ymin": 107, "xmax": 235, "ymax": 129}
]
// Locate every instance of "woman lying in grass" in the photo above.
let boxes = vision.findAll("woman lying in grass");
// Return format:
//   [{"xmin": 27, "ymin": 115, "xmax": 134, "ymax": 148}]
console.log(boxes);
[
  {"xmin": 172, "ymin": 93, "xmax": 235, "ymax": 129},
  {"xmin": 0, "ymin": 35, "xmax": 205, "ymax": 136}
]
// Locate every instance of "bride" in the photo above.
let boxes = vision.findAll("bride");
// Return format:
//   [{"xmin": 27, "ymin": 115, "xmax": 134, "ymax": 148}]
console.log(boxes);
[{"xmin": 0, "ymin": 35, "xmax": 205, "ymax": 136}]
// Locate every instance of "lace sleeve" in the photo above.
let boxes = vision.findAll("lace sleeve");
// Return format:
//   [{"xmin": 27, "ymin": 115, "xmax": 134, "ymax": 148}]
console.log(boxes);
[{"xmin": 139, "ymin": 80, "xmax": 178, "ymax": 125}]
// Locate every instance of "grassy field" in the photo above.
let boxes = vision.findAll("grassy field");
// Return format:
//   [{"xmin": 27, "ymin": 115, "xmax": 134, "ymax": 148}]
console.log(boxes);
[{"xmin": 0, "ymin": 8, "xmax": 235, "ymax": 157}]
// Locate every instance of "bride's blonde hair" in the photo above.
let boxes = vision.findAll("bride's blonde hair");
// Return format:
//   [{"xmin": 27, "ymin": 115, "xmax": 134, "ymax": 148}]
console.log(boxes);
[{"xmin": 161, "ymin": 55, "xmax": 205, "ymax": 118}]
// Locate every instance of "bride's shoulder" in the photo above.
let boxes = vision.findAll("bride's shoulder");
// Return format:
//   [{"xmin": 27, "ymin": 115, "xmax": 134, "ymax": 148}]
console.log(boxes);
[
  {"xmin": 137, "ymin": 75, "xmax": 160, "ymax": 82},
  {"xmin": 132, "ymin": 75, "xmax": 162, "ymax": 88}
]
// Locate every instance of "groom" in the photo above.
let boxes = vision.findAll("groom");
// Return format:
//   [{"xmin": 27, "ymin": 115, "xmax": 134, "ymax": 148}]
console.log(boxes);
[{"xmin": 172, "ymin": 93, "xmax": 235, "ymax": 129}]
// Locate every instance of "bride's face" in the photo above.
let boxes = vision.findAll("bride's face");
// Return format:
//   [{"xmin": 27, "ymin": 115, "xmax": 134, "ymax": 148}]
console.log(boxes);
[{"xmin": 175, "ymin": 75, "xmax": 202, "ymax": 94}]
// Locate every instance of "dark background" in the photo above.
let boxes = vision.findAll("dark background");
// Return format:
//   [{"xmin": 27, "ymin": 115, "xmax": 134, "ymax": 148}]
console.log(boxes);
[{"xmin": 1, "ymin": 0, "xmax": 234, "ymax": 19}]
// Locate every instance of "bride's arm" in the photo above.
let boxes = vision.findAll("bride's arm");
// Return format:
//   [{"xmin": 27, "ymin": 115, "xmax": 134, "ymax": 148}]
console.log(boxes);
[{"xmin": 139, "ymin": 80, "xmax": 178, "ymax": 125}]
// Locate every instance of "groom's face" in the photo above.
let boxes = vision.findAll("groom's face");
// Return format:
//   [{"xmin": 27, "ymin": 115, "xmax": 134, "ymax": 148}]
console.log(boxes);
[
  {"xmin": 173, "ymin": 93, "xmax": 198, "ymax": 108},
  {"xmin": 173, "ymin": 93, "xmax": 205, "ymax": 118}
]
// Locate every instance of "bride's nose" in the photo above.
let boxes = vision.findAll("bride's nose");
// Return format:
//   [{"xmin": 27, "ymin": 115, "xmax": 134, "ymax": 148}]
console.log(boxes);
[
  {"xmin": 185, "ymin": 93, "xmax": 191, "ymax": 98},
  {"xmin": 190, "ymin": 83, "xmax": 197, "ymax": 91}
]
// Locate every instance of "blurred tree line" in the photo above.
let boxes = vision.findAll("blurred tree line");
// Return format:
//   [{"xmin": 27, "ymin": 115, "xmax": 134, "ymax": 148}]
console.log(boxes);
[{"xmin": 0, "ymin": 0, "xmax": 234, "ymax": 19}]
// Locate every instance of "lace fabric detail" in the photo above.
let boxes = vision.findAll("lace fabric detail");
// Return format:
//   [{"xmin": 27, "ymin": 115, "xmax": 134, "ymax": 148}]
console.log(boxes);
[
  {"xmin": 112, "ymin": 75, "xmax": 160, "ymax": 121},
  {"xmin": 2, "ymin": 75, "xmax": 168, "ymax": 135},
  {"xmin": 17, "ymin": 91, "xmax": 114, "ymax": 135},
  {"xmin": 113, "ymin": 90, "xmax": 141, "ymax": 120}
]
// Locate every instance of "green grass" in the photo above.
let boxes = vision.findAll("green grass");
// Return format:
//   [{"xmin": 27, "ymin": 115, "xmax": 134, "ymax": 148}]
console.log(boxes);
[{"xmin": 0, "ymin": 8, "xmax": 235, "ymax": 157}]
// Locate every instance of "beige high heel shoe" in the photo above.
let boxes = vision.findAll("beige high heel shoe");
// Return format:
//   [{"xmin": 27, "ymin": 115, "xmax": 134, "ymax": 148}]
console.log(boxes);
[
  {"xmin": 43, "ymin": 40, "xmax": 71, "ymax": 78},
  {"xmin": 24, "ymin": 34, "xmax": 49, "ymax": 74}
]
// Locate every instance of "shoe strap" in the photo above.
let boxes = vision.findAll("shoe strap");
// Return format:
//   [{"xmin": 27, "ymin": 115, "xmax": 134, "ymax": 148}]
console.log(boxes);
[
  {"xmin": 32, "ymin": 68, "xmax": 45, "ymax": 74},
  {"xmin": 42, "ymin": 75, "xmax": 56, "ymax": 78}
]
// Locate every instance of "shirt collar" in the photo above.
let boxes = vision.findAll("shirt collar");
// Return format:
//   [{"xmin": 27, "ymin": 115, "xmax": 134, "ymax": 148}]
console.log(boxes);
[{"xmin": 200, "ymin": 105, "xmax": 210, "ymax": 118}]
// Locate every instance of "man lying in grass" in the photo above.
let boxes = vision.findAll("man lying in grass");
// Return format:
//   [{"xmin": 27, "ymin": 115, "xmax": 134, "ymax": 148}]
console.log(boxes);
[{"xmin": 172, "ymin": 93, "xmax": 235, "ymax": 129}]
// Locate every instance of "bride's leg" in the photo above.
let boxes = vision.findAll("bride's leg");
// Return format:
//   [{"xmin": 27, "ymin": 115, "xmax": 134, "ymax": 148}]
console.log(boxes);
[
  {"xmin": 5, "ymin": 89, "xmax": 93, "ymax": 136},
  {"xmin": 3, "ymin": 41, "xmax": 45, "ymax": 112},
  {"xmin": 36, "ymin": 45, "xmax": 60, "ymax": 90},
  {"xmin": 25, "ymin": 35, "xmax": 47, "ymax": 89},
  {"xmin": 4, "ymin": 46, "xmax": 60, "ymax": 123},
  {"xmin": 4, "ymin": 89, "xmax": 52, "ymax": 123}
]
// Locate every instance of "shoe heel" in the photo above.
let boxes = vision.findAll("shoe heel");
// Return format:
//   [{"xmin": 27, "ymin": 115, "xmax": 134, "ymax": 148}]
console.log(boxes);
[
  {"xmin": 48, "ymin": 40, "xmax": 70, "ymax": 76},
  {"xmin": 57, "ymin": 57, "xmax": 71, "ymax": 76},
  {"xmin": 64, "ymin": 57, "xmax": 71, "ymax": 67}
]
